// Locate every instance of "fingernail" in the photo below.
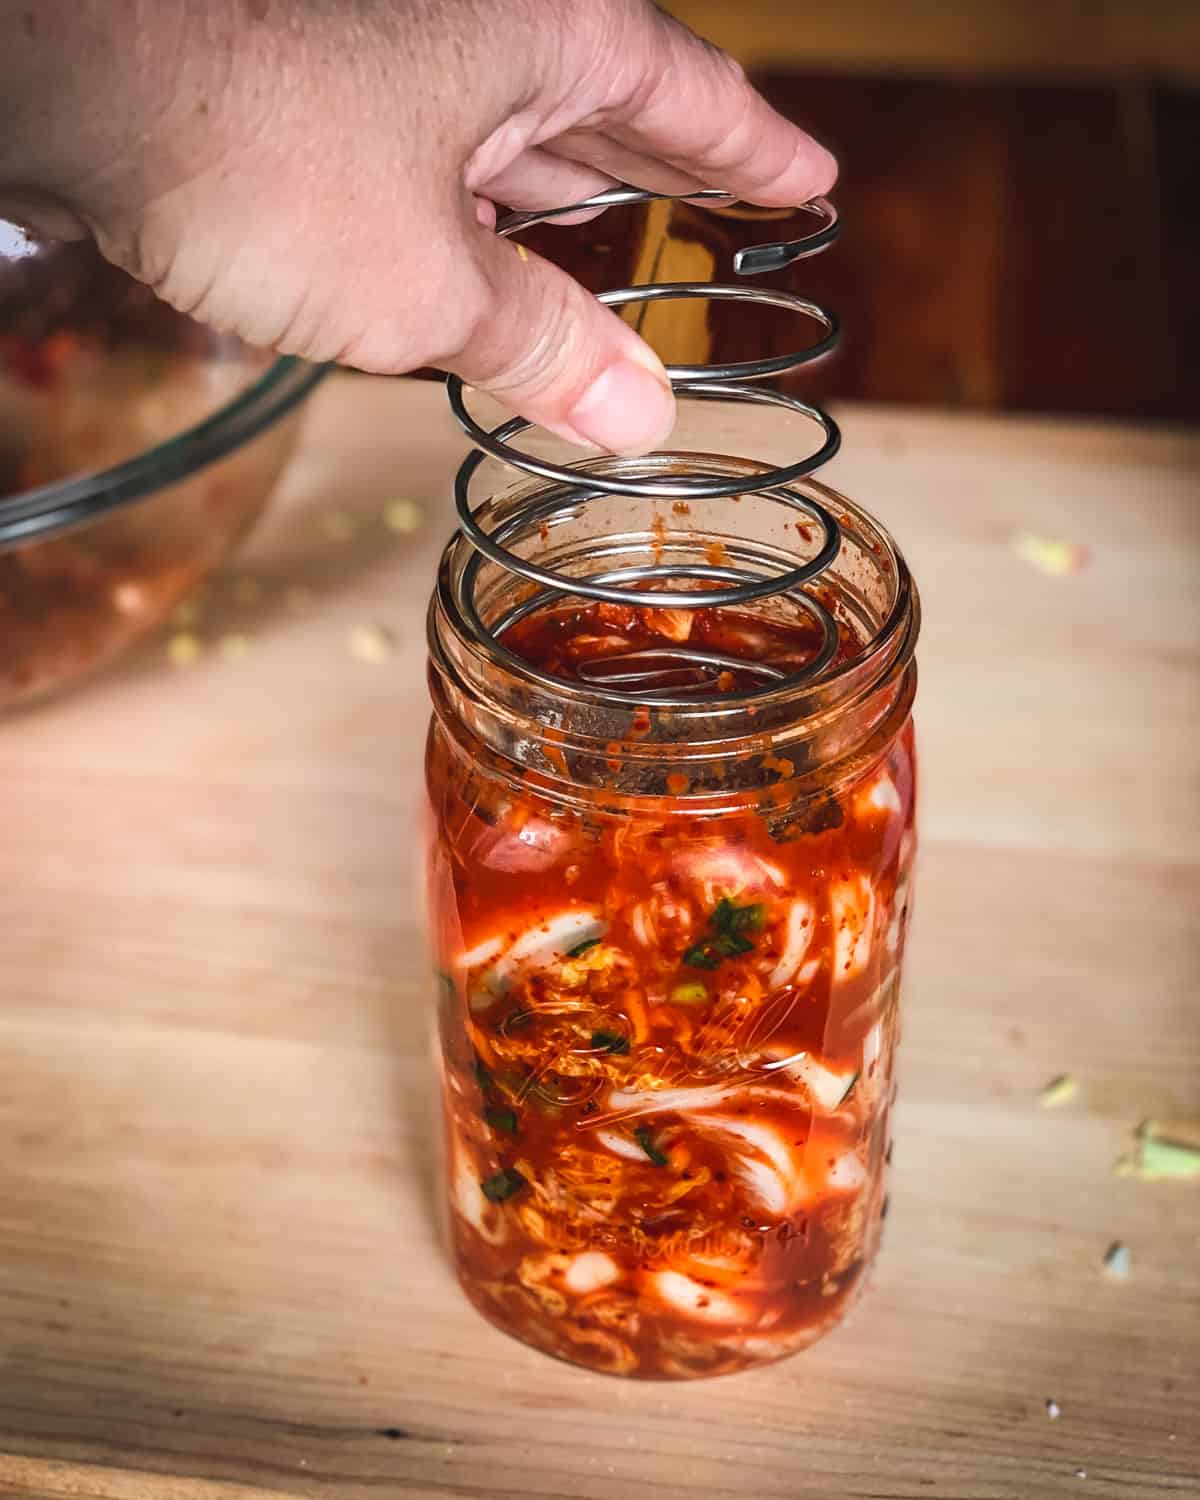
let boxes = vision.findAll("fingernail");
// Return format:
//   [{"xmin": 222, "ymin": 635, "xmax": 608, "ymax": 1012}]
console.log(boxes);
[{"xmin": 564, "ymin": 357, "xmax": 676, "ymax": 456}]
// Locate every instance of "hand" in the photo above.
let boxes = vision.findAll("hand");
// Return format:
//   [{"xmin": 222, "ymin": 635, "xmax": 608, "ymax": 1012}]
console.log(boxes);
[{"xmin": 1, "ymin": 0, "xmax": 835, "ymax": 454}]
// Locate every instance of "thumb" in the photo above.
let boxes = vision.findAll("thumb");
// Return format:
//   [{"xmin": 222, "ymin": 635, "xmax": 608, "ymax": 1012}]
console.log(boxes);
[{"xmin": 447, "ymin": 228, "xmax": 677, "ymax": 457}]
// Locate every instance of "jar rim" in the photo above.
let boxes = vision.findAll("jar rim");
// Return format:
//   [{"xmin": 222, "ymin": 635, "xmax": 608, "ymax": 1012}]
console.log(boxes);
[{"xmin": 432, "ymin": 454, "xmax": 916, "ymax": 702}]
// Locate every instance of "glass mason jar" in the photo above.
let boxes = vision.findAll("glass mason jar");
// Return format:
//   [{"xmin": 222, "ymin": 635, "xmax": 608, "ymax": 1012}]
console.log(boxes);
[{"xmin": 425, "ymin": 436, "xmax": 919, "ymax": 1380}]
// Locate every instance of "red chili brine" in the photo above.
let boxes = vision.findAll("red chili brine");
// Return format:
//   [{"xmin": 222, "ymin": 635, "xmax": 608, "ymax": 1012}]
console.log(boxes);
[{"xmin": 425, "ymin": 463, "xmax": 919, "ymax": 1379}]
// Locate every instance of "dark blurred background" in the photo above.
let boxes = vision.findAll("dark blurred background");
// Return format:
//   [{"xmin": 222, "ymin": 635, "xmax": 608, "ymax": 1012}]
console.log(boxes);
[{"xmin": 527, "ymin": 0, "xmax": 1200, "ymax": 422}]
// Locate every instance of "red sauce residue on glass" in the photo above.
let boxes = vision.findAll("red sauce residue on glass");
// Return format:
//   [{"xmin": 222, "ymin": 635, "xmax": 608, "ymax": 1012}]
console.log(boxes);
[{"xmin": 426, "ymin": 598, "xmax": 916, "ymax": 1378}]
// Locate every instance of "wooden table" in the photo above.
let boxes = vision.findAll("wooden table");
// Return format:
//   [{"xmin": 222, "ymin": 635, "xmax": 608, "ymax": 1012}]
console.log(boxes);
[{"xmin": 2, "ymin": 376, "xmax": 1197, "ymax": 1499}]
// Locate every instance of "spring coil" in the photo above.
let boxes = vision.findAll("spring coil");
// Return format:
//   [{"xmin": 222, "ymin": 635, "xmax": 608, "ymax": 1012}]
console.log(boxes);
[{"xmin": 444, "ymin": 187, "xmax": 844, "ymax": 702}]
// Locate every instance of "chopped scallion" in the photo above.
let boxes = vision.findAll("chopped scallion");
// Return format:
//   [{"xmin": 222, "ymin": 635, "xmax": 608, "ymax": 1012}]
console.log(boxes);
[
  {"xmin": 484, "ymin": 1106, "xmax": 518, "ymax": 1136},
  {"xmin": 590, "ymin": 1030, "xmax": 630, "ymax": 1054},
  {"xmin": 634, "ymin": 1125, "xmax": 669, "ymax": 1167},
  {"xmin": 711, "ymin": 898, "xmax": 767, "ymax": 935},
  {"xmin": 481, "ymin": 1167, "xmax": 527, "ymax": 1202}
]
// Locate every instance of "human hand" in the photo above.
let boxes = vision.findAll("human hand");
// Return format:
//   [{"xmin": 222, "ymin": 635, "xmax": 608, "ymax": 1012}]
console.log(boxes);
[{"xmin": 2, "ymin": 0, "xmax": 835, "ymax": 454}]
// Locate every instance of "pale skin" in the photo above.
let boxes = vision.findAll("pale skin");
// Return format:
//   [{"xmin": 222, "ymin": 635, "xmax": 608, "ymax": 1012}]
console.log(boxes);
[{"xmin": 0, "ymin": 0, "xmax": 836, "ymax": 455}]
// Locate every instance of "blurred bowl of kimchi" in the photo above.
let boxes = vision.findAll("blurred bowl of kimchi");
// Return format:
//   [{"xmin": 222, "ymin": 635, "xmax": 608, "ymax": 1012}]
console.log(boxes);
[{"xmin": 0, "ymin": 221, "xmax": 326, "ymax": 712}]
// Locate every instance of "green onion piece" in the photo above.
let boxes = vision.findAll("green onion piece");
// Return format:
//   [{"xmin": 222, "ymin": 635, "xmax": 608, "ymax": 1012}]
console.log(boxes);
[
  {"xmin": 481, "ymin": 1167, "xmax": 527, "ymax": 1202},
  {"xmin": 634, "ymin": 1125, "xmax": 669, "ymax": 1167},
  {"xmin": 473, "ymin": 1056, "xmax": 492, "ymax": 1091},
  {"xmin": 682, "ymin": 942, "xmax": 722, "ymax": 970},
  {"xmin": 711, "ymin": 898, "xmax": 767, "ymax": 935},
  {"xmin": 484, "ymin": 1106, "xmax": 518, "ymax": 1136},
  {"xmin": 567, "ymin": 937, "xmax": 601, "ymax": 958},
  {"xmin": 683, "ymin": 931, "xmax": 753, "ymax": 968},
  {"xmin": 669, "ymin": 981, "xmax": 709, "ymax": 1005},
  {"xmin": 590, "ymin": 1030, "xmax": 630, "ymax": 1054}
]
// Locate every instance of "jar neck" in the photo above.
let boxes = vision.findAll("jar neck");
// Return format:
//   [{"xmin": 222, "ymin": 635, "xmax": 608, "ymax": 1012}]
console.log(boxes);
[{"xmin": 427, "ymin": 461, "xmax": 919, "ymax": 814}]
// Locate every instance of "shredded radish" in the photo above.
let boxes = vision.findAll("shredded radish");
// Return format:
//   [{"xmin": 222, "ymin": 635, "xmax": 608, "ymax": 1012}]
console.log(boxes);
[
  {"xmin": 862, "ymin": 1021, "xmax": 883, "ymax": 1085},
  {"xmin": 678, "ymin": 845, "xmax": 788, "ymax": 898},
  {"xmin": 730, "ymin": 1155, "xmax": 790, "ymax": 1216},
  {"xmin": 690, "ymin": 1113, "xmax": 812, "ymax": 1215},
  {"xmin": 645, "ymin": 1270, "xmax": 745, "ymax": 1324},
  {"xmin": 563, "ymin": 1252, "xmax": 620, "ymax": 1295},
  {"xmin": 762, "ymin": 1049, "xmax": 857, "ymax": 1112},
  {"xmin": 831, "ymin": 875, "xmax": 875, "ymax": 982},
  {"xmin": 863, "ymin": 773, "xmax": 902, "ymax": 815},
  {"xmin": 452, "ymin": 1156, "xmax": 507, "ymax": 1244},
  {"xmin": 767, "ymin": 900, "xmax": 815, "ymax": 989},
  {"xmin": 826, "ymin": 1152, "xmax": 867, "ymax": 1193},
  {"xmin": 605, "ymin": 1082, "xmax": 740, "ymax": 1117},
  {"xmin": 886, "ymin": 882, "xmax": 909, "ymax": 956},
  {"xmin": 458, "ymin": 935, "xmax": 504, "ymax": 970},
  {"xmin": 690, "ymin": 1114, "xmax": 800, "ymax": 1183},
  {"xmin": 593, "ymin": 1128, "xmax": 651, "ymax": 1162},
  {"xmin": 469, "ymin": 907, "xmax": 606, "ymax": 1010}
]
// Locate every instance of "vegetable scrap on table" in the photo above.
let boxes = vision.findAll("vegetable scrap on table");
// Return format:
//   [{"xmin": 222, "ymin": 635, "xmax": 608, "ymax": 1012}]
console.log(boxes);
[
  {"xmin": 1039, "ymin": 1073, "xmax": 1078, "ymax": 1108},
  {"xmin": 1114, "ymin": 1119, "xmax": 1200, "ymax": 1180},
  {"xmin": 348, "ymin": 623, "xmax": 397, "ymax": 664},
  {"xmin": 383, "ymin": 499, "xmax": 424, "ymax": 535},
  {"xmin": 165, "ymin": 631, "xmax": 201, "ymax": 667},
  {"xmin": 219, "ymin": 633, "xmax": 251, "ymax": 661},
  {"xmin": 1012, "ymin": 531, "xmax": 1089, "ymax": 576}
]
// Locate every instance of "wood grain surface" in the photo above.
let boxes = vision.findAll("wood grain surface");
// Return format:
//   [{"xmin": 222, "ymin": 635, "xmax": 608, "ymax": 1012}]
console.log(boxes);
[{"xmin": 1, "ymin": 376, "xmax": 1197, "ymax": 1499}]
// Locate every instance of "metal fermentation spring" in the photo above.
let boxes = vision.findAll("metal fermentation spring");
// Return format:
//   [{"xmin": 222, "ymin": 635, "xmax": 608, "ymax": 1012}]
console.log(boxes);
[{"xmin": 444, "ymin": 187, "xmax": 844, "ymax": 703}]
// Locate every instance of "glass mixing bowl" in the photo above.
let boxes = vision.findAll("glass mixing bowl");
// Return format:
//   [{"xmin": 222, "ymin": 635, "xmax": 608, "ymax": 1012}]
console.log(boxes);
[{"xmin": 0, "ymin": 223, "xmax": 327, "ymax": 711}]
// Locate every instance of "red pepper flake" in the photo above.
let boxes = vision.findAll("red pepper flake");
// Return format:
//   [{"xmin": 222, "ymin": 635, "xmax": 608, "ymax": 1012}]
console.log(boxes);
[
  {"xmin": 630, "ymin": 706, "xmax": 651, "ymax": 739},
  {"xmin": 605, "ymin": 741, "xmax": 623, "ymax": 774},
  {"xmin": 666, "ymin": 772, "xmax": 689, "ymax": 796},
  {"xmin": 795, "ymin": 522, "xmax": 813, "ymax": 542},
  {"xmin": 716, "ymin": 670, "xmax": 735, "ymax": 692},
  {"xmin": 671, "ymin": 501, "xmax": 691, "ymax": 516},
  {"xmin": 705, "ymin": 539, "xmax": 728, "ymax": 567}
]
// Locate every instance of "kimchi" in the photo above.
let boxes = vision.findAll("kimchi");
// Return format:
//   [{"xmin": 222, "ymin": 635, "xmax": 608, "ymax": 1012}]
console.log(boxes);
[{"xmin": 426, "ymin": 582, "xmax": 917, "ymax": 1379}]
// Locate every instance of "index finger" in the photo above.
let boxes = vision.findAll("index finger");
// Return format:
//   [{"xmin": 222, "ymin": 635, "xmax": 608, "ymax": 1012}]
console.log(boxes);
[{"xmin": 586, "ymin": 8, "xmax": 837, "ymax": 207}]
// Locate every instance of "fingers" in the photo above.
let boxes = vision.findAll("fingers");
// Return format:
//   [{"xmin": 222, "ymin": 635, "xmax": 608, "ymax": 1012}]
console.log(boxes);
[
  {"xmin": 475, "ymin": 147, "xmax": 618, "ymax": 222},
  {"xmin": 446, "ymin": 215, "xmax": 675, "ymax": 456},
  {"xmin": 579, "ymin": 5, "xmax": 837, "ymax": 208},
  {"xmin": 540, "ymin": 131, "xmax": 709, "ymax": 200}
]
